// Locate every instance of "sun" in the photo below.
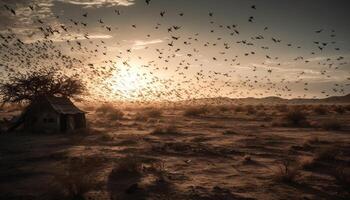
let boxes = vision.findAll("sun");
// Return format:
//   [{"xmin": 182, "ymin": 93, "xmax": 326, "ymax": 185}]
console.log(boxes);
[{"xmin": 107, "ymin": 62, "xmax": 149, "ymax": 100}]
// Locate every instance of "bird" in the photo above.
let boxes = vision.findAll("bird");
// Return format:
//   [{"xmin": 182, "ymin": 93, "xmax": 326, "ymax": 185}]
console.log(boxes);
[
  {"xmin": 173, "ymin": 26, "xmax": 181, "ymax": 30},
  {"xmin": 315, "ymin": 29, "xmax": 323, "ymax": 33},
  {"xmin": 10, "ymin": 8, "xmax": 16, "ymax": 15},
  {"xmin": 248, "ymin": 16, "xmax": 254, "ymax": 22},
  {"xmin": 160, "ymin": 11, "xmax": 165, "ymax": 17},
  {"xmin": 145, "ymin": 0, "xmax": 151, "ymax": 5}
]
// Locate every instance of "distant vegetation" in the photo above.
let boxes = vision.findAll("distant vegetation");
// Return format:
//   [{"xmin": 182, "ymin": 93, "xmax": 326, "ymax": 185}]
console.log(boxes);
[{"xmin": 96, "ymin": 104, "xmax": 124, "ymax": 120}]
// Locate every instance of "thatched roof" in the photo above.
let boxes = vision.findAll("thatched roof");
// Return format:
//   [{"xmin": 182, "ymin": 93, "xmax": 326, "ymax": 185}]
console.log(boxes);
[{"xmin": 45, "ymin": 96, "xmax": 84, "ymax": 114}]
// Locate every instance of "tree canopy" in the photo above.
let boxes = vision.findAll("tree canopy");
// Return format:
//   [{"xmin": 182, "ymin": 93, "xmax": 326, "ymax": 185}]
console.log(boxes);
[{"xmin": 0, "ymin": 70, "xmax": 85, "ymax": 104}]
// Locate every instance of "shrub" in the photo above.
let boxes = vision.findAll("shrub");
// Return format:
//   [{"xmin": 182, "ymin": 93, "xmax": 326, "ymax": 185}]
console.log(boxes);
[
  {"xmin": 274, "ymin": 159, "xmax": 300, "ymax": 183},
  {"xmin": 315, "ymin": 147, "xmax": 339, "ymax": 162},
  {"xmin": 276, "ymin": 104, "xmax": 288, "ymax": 113},
  {"xmin": 96, "ymin": 104, "xmax": 124, "ymax": 120},
  {"xmin": 113, "ymin": 156, "xmax": 142, "ymax": 175},
  {"xmin": 313, "ymin": 105, "xmax": 328, "ymax": 115},
  {"xmin": 322, "ymin": 119, "xmax": 342, "ymax": 131},
  {"xmin": 233, "ymin": 105, "xmax": 244, "ymax": 112},
  {"xmin": 245, "ymin": 105, "xmax": 256, "ymax": 115},
  {"xmin": 217, "ymin": 105, "xmax": 231, "ymax": 112},
  {"xmin": 345, "ymin": 105, "xmax": 350, "ymax": 111},
  {"xmin": 284, "ymin": 109, "xmax": 308, "ymax": 126},
  {"xmin": 134, "ymin": 107, "xmax": 163, "ymax": 121},
  {"xmin": 96, "ymin": 104, "xmax": 114, "ymax": 114},
  {"xmin": 255, "ymin": 104, "xmax": 265, "ymax": 111},
  {"xmin": 98, "ymin": 133, "xmax": 114, "ymax": 142},
  {"xmin": 107, "ymin": 109, "xmax": 124, "ymax": 120},
  {"xmin": 256, "ymin": 111, "xmax": 267, "ymax": 117},
  {"xmin": 304, "ymin": 136, "xmax": 320, "ymax": 145},
  {"xmin": 332, "ymin": 166, "xmax": 350, "ymax": 187},
  {"xmin": 151, "ymin": 125, "xmax": 180, "ymax": 135},
  {"xmin": 223, "ymin": 130, "xmax": 238, "ymax": 135},
  {"xmin": 144, "ymin": 107, "xmax": 163, "ymax": 118},
  {"xmin": 149, "ymin": 160, "xmax": 168, "ymax": 181},
  {"xmin": 53, "ymin": 157, "xmax": 103, "ymax": 200},
  {"xmin": 333, "ymin": 106, "xmax": 346, "ymax": 114},
  {"xmin": 134, "ymin": 112, "xmax": 147, "ymax": 121},
  {"xmin": 300, "ymin": 147, "xmax": 340, "ymax": 171},
  {"xmin": 183, "ymin": 106, "xmax": 208, "ymax": 117}
]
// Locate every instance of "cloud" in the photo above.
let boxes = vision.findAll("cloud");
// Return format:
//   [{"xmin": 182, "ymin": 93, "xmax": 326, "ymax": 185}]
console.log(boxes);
[
  {"xmin": 131, "ymin": 39, "xmax": 164, "ymax": 49},
  {"xmin": 57, "ymin": 0, "xmax": 135, "ymax": 7},
  {"xmin": 0, "ymin": 0, "xmax": 55, "ymax": 31},
  {"xmin": 47, "ymin": 33, "xmax": 113, "ymax": 42}
]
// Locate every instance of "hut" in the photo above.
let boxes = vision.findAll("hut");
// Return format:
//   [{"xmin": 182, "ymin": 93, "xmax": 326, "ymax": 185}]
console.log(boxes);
[{"xmin": 10, "ymin": 96, "xmax": 86, "ymax": 133}]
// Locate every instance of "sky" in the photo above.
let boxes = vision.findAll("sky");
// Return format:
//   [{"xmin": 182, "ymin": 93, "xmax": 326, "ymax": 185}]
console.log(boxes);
[{"xmin": 0, "ymin": 0, "xmax": 349, "ymax": 102}]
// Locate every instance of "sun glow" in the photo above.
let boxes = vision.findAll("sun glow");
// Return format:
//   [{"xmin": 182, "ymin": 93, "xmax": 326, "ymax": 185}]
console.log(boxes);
[{"xmin": 106, "ymin": 62, "xmax": 157, "ymax": 100}]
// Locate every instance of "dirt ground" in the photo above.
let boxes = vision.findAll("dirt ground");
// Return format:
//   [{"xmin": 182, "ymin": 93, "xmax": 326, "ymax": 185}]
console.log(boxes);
[{"xmin": 0, "ymin": 104, "xmax": 349, "ymax": 200}]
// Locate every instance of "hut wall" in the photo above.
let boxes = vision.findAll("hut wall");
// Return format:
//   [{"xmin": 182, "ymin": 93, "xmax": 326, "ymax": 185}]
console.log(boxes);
[
  {"xmin": 24, "ymin": 103, "xmax": 61, "ymax": 133},
  {"xmin": 74, "ymin": 113, "xmax": 86, "ymax": 129}
]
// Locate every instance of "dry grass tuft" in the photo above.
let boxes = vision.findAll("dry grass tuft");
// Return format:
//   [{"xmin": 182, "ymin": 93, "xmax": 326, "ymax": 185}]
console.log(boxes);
[
  {"xmin": 283, "ymin": 108, "xmax": 309, "ymax": 127},
  {"xmin": 151, "ymin": 125, "xmax": 180, "ymax": 135},
  {"xmin": 303, "ymin": 136, "xmax": 320, "ymax": 148},
  {"xmin": 149, "ymin": 160, "xmax": 168, "ymax": 182},
  {"xmin": 144, "ymin": 107, "xmax": 163, "ymax": 118},
  {"xmin": 106, "ymin": 156, "xmax": 146, "ymax": 199},
  {"xmin": 313, "ymin": 105, "xmax": 328, "ymax": 115},
  {"xmin": 322, "ymin": 119, "xmax": 342, "ymax": 131},
  {"xmin": 331, "ymin": 166, "xmax": 350, "ymax": 188},
  {"xmin": 98, "ymin": 133, "xmax": 115, "ymax": 142},
  {"xmin": 300, "ymin": 147, "xmax": 340, "ymax": 171},
  {"xmin": 245, "ymin": 105, "xmax": 257, "ymax": 115},
  {"xmin": 217, "ymin": 105, "xmax": 233, "ymax": 112},
  {"xmin": 95, "ymin": 104, "xmax": 114, "ymax": 114},
  {"xmin": 333, "ymin": 105, "xmax": 346, "ymax": 114},
  {"xmin": 183, "ymin": 106, "xmax": 208, "ymax": 117},
  {"xmin": 223, "ymin": 130, "xmax": 238, "ymax": 135},
  {"xmin": 109, "ymin": 156, "xmax": 143, "ymax": 179},
  {"xmin": 314, "ymin": 147, "xmax": 339, "ymax": 162},
  {"xmin": 96, "ymin": 104, "xmax": 124, "ymax": 120},
  {"xmin": 135, "ymin": 107, "xmax": 163, "ymax": 121},
  {"xmin": 116, "ymin": 157, "xmax": 142, "ymax": 174},
  {"xmin": 274, "ymin": 159, "xmax": 300, "ymax": 183},
  {"xmin": 275, "ymin": 104, "xmax": 288, "ymax": 113},
  {"xmin": 52, "ymin": 157, "xmax": 104, "ymax": 200}
]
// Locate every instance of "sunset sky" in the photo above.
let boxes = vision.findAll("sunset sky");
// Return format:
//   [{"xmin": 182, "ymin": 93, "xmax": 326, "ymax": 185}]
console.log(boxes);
[{"xmin": 0, "ymin": 0, "xmax": 349, "ymax": 101}]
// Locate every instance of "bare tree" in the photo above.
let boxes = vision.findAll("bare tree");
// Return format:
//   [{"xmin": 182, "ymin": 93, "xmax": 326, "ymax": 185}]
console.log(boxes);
[{"xmin": 0, "ymin": 70, "xmax": 85, "ymax": 105}]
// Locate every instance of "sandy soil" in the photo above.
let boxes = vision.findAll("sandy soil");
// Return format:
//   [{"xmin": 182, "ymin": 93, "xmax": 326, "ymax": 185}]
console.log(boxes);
[{"xmin": 0, "ymin": 105, "xmax": 349, "ymax": 200}]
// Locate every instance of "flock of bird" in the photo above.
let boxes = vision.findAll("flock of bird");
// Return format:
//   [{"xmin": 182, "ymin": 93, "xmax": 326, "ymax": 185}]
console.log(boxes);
[{"xmin": 0, "ymin": 0, "xmax": 348, "ymax": 102}]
